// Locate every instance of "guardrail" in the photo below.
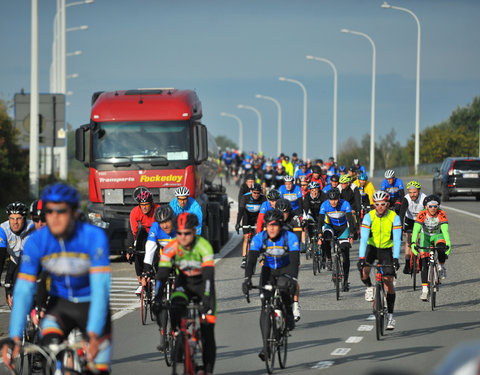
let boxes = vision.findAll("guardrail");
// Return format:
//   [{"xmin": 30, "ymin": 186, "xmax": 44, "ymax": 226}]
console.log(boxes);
[{"xmin": 373, "ymin": 162, "xmax": 442, "ymax": 178}]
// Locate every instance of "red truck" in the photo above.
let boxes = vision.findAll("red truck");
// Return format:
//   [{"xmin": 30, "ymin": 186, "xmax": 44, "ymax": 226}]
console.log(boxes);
[{"xmin": 75, "ymin": 88, "xmax": 230, "ymax": 253}]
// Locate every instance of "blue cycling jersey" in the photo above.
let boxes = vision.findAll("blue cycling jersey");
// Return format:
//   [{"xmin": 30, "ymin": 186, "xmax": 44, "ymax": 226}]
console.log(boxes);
[
  {"xmin": 294, "ymin": 169, "xmax": 311, "ymax": 181},
  {"xmin": 222, "ymin": 152, "xmax": 236, "ymax": 165},
  {"xmin": 242, "ymin": 159, "xmax": 253, "ymax": 171},
  {"xmin": 323, "ymin": 183, "xmax": 335, "ymax": 193},
  {"xmin": 249, "ymin": 230, "xmax": 300, "ymax": 269},
  {"xmin": 148, "ymin": 221, "xmax": 176, "ymax": 248},
  {"xmin": 259, "ymin": 200, "xmax": 273, "ymax": 214},
  {"xmin": 319, "ymin": 199, "xmax": 352, "ymax": 227},
  {"xmin": 279, "ymin": 184, "xmax": 303, "ymax": 211},
  {"xmin": 169, "ymin": 197, "xmax": 203, "ymax": 235},
  {"xmin": 380, "ymin": 178, "xmax": 404, "ymax": 199},
  {"xmin": 10, "ymin": 221, "xmax": 111, "ymax": 338}
]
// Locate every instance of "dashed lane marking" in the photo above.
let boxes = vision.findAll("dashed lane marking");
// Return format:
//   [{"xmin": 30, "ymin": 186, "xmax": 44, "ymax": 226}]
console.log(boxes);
[
  {"xmin": 358, "ymin": 325, "xmax": 374, "ymax": 332},
  {"xmin": 346, "ymin": 336, "xmax": 364, "ymax": 343},
  {"xmin": 366, "ymin": 314, "xmax": 376, "ymax": 321},
  {"xmin": 312, "ymin": 361, "xmax": 335, "ymax": 369},
  {"xmin": 331, "ymin": 348, "xmax": 351, "ymax": 356}
]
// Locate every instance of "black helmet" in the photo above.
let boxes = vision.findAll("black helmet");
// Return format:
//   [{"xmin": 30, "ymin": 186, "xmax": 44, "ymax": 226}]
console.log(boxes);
[
  {"xmin": 423, "ymin": 194, "xmax": 440, "ymax": 207},
  {"xmin": 327, "ymin": 188, "xmax": 341, "ymax": 200},
  {"xmin": 245, "ymin": 173, "xmax": 255, "ymax": 182},
  {"xmin": 263, "ymin": 208, "xmax": 284, "ymax": 226},
  {"xmin": 250, "ymin": 183, "xmax": 262, "ymax": 192},
  {"xmin": 154, "ymin": 205, "xmax": 174, "ymax": 223},
  {"xmin": 330, "ymin": 174, "xmax": 339, "ymax": 183},
  {"xmin": 267, "ymin": 189, "xmax": 281, "ymax": 201},
  {"xmin": 311, "ymin": 165, "xmax": 321, "ymax": 174},
  {"xmin": 30, "ymin": 199, "xmax": 44, "ymax": 217},
  {"xmin": 175, "ymin": 212, "xmax": 199, "ymax": 231},
  {"xmin": 6, "ymin": 201, "xmax": 28, "ymax": 217},
  {"xmin": 275, "ymin": 198, "xmax": 292, "ymax": 214}
]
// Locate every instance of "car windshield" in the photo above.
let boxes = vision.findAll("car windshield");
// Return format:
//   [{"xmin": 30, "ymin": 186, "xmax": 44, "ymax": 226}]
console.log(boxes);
[
  {"xmin": 92, "ymin": 120, "xmax": 190, "ymax": 162},
  {"xmin": 454, "ymin": 160, "xmax": 480, "ymax": 171}
]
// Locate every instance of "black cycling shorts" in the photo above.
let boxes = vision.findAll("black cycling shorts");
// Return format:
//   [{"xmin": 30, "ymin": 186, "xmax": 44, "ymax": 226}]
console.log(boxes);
[
  {"xmin": 403, "ymin": 217, "xmax": 415, "ymax": 233},
  {"xmin": 365, "ymin": 245, "xmax": 395, "ymax": 276}
]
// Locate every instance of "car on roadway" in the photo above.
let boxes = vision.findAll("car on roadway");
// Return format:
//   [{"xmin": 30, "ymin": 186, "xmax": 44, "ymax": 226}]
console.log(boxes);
[{"xmin": 433, "ymin": 157, "xmax": 480, "ymax": 201}]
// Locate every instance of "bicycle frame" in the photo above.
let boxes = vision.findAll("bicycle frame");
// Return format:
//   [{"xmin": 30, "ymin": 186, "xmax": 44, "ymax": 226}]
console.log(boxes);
[
  {"xmin": 327, "ymin": 236, "xmax": 343, "ymax": 300},
  {"xmin": 177, "ymin": 303, "xmax": 203, "ymax": 375},
  {"xmin": 417, "ymin": 245, "xmax": 442, "ymax": 310},
  {"xmin": 373, "ymin": 264, "xmax": 389, "ymax": 340}
]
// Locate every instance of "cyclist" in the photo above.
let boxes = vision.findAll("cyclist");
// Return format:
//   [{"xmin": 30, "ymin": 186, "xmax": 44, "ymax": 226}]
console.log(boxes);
[
  {"xmin": 30, "ymin": 199, "xmax": 47, "ymax": 230},
  {"xmin": 152, "ymin": 213, "xmax": 216, "ymax": 375},
  {"xmin": 236, "ymin": 183, "xmax": 267, "ymax": 268},
  {"xmin": 325, "ymin": 157, "xmax": 337, "ymax": 179},
  {"xmin": 308, "ymin": 165, "xmax": 326, "ymax": 189},
  {"xmin": 279, "ymin": 174, "xmax": 303, "ymax": 216},
  {"xmin": 354, "ymin": 173, "xmax": 375, "ymax": 210},
  {"xmin": 399, "ymin": 181, "xmax": 427, "ymax": 275},
  {"xmin": 294, "ymin": 162, "xmax": 311, "ymax": 183},
  {"xmin": 381, "ymin": 169, "xmax": 405, "ymax": 213},
  {"xmin": 273, "ymin": 163, "xmax": 287, "ymax": 189},
  {"xmin": 317, "ymin": 188, "xmax": 355, "ymax": 290},
  {"xmin": 299, "ymin": 175, "xmax": 310, "ymax": 197},
  {"xmin": 357, "ymin": 190, "xmax": 401, "ymax": 330},
  {"xmin": 169, "ymin": 186, "xmax": 203, "ymax": 235},
  {"xmin": 353, "ymin": 159, "xmax": 366, "ymax": 174},
  {"xmin": 303, "ymin": 181, "xmax": 327, "ymax": 251},
  {"xmin": 238, "ymin": 173, "xmax": 256, "ymax": 203},
  {"xmin": 347, "ymin": 166, "xmax": 358, "ymax": 183},
  {"xmin": 322, "ymin": 174, "xmax": 340, "ymax": 194},
  {"xmin": 411, "ymin": 195, "xmax": 451, "ymax": 301},
  {"xmin": 127, "ymin": 187, "xmax": 160, "ymax": 295},
  {"xmin": 242, "ymin": 209, "xmax": 300, "ymax": 360},
  {"xmin": 261, "ymin": 161, "xmax": 276, "ymax": 194},
  {"xmin": 338, "ymin": 166, "xmax": 347, "ymax": 176},
  {"xmin": 256, "ymin": 189, "xmax": 281, "ymax": 233},
  {"xmin": 339, "ymin": 175, "xmax": 361, "ymax": 237},
  {"xmin": 276, "ymin": 199, "xmax": 302, "ymax": 322},
  {"xmin": 283, "ymin": 155, "xmax": 294, "ymax": 176},
  {"xmin": 2, "ymin": 183, "xmax": 112, "ymax": 374},
  {"xmin": 241, "ymin": 154, "xmax": 254, "ymax": 177}
]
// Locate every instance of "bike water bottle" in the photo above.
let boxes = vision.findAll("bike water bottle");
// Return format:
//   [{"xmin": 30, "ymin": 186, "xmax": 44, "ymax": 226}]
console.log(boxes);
[{"xmin": 275, "ymin": 309, "xmax": 284, "ymax": 330}]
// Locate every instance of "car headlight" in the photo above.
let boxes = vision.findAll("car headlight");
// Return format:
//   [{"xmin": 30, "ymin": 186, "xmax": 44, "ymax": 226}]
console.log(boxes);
[{"xmin": 88, "ymin": 212, "xmax": 110, "ymax": 229}]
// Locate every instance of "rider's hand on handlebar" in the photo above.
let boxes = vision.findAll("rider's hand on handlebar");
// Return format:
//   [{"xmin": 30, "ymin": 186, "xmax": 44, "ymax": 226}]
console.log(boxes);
[
  {"xmin": 357, "ymin": 257, "xmax": 366, "ymax": 271},
  {"xmin": 242, "ymin": 277, "xmax": 252, "ymax": 295},
  {"xmin": 235, "ymin": 224, "xmax": 241, "ymax": 234},
  {"xmin": 84, "ymin": 332, "xmax": 101, "ymax": 362},
  {"xmin": 1, "ymin": 337, "xmax": 21, "ymax": 371},
  {"xmin": 393, "ymin": 258, "xmax": 400, "ymax": 271}
]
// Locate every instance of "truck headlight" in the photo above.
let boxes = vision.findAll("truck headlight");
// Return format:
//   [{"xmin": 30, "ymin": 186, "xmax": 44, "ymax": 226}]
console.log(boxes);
[{"xmin": 88, "ymin": 212, "xmax": 110, "ymax": 229}]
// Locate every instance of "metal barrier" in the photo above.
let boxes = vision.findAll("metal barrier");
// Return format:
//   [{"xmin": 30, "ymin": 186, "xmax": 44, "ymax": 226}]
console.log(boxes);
[{"xmin": 373, "ymin": 162, "xmax": 442, "ymax": 178}]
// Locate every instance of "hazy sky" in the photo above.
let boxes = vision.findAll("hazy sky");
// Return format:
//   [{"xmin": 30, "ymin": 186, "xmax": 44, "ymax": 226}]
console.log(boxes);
[{"xmin": 1, "ymin": 0, "xmax": 479, "ymax": 160}]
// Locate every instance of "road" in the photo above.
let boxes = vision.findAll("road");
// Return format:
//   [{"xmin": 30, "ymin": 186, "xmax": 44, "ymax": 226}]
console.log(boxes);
[{"xmin": 1, "ymin": 176, "xmax": 480, "ymax": 374}]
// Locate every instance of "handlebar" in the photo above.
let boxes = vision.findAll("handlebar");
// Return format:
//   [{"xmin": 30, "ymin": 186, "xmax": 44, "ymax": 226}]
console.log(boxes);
[{"xmin": 244, "ymin": 284, "xmax": 275, "ymax": 304}]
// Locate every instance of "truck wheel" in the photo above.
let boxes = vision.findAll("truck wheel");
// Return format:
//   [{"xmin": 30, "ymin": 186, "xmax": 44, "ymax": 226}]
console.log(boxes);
[{"xmin": 207, "ymin": 202, "xmax": 221, "ymax": 253}]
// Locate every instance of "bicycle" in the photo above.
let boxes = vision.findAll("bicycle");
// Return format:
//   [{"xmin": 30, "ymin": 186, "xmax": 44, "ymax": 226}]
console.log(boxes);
[
  {"xmin": 409, "ymin": 253, "xmax": 420, "ymax": 291},
  {"xmin": 140, "ymin": 274, "xmax": 155, "ymax": 325},
  {"xmin": 373, "ymin": 264, "xmax": 390, "ymax": 341},
  {"xmin": 417, "ymin": 244, "xmax": 443, "ymax": 311},
  {"xmin": 306, "ymin": 223, "xmax": 324, "ymax": 276},
  {"xmin": 303, "ymin": 219, "xmax": 315, "ymax": 261},
  {"xmin": 245, "ymin": 282, "xmax": 289, "ymax": 374},
  {"xmin": 160, "ymin": 271, "xmax": 176, "ymax": 367},
  {"xmin": 326, "ymin": 235, "xmax": 343, "ymax": 300}
]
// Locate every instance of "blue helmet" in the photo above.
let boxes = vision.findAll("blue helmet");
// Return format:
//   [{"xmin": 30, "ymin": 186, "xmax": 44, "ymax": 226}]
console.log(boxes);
[
  {"xmin": 41, "ymin": 183, "xmax": 79, "ymax": 206},
  {"xmin": 358, "ymin": 173, "xmax": 368, "ymax": 181},
  {"xmin": 308, "ymin": 181, "xmax": 321, "ymax": 190},
  {"xmin": 338, "ymin": 165, "xmax": 346, "ymax": 172}
]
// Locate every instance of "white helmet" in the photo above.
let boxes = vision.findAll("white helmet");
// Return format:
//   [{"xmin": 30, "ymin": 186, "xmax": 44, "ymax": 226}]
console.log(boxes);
[
  {"xmin": 372, "ymin": 190, "xmax": 390, "ymax": 202},
  {"xmin": 175, "ymin": 186, "xmax": 190, "ymax": 197},
  {"xmin": 384, "ymin": 169, "xmax": 395, "ymax": 179},
  {"xmin": 283, "ymin": 175, "xmax": 294, "ymax": 182}
]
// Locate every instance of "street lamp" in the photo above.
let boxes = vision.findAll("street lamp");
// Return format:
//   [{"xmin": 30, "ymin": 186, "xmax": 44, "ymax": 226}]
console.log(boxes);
[
  {"xmin": 66, "ymin": 25, "xmax": 88, "ymax": 32},
  {"xmin": 306, "ymin": 55, "xmax": 338, "ymax": 161},
  {"xmin": 256, "ymin": 94, "xmax": 282, "ymax": 156},
  {"xmin": 66, "ymin": 73, "xmax": 79, "ymax": 79},
  {"xmin": 66, "ymin": 50, "xmax": 82, "ymax": 57},
  {"xmin": 278, "ymin": 77, "xmax": 308, "ymax": 161},
  {"xmin": 381, "ymin": 1, "xmax": 422, "ymax": 175},
  {"xmin": 237, "ymin": 104, "xmax": 263, "ymax": 153},
  {"xmin": 341, "ymin": 28, "xmax": 376, "ymax": 178},
  {"xmin": 220, "ymin": 112, "xmax": 244, "ymax": 153}
]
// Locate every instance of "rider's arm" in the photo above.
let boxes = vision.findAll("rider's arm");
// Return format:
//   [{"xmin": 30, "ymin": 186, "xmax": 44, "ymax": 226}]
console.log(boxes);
[
  {"xmin": 359, "ymin": 214, "xmax": 372, "ymax": 258},
  {"xmin": 296, "ymin": 186, "xmax": 303, "ymax": 213},
  {"xmin": 317, "ymin": 213, "xmax": 326, "ymax": 233},
  {"xmin": 87, "ymin": 227, "xmax": 111, "ymax": 337},
  {"xmin": 287, "ymin": 231, "xmax": 300, "ymax": 278},
  {"xmin": 398, "ymin": 197, "xmax": 409, "ymax": 226},
  {"xmin": 189, "ymin": 199, "xmax": 203, "ymax": 235},
  {"xmin": 0, "ymin": 227, "xmax": 7, "ymax": 280},
  {"xmin": 346, "ymin": 212, "xmax": 356, "ymax": 233},
  {"xmin": 155, "ymin": 241, "xmax": 177, "ymax": 297},
  {"xmin": 129, "ymin": 207, "xmax": 140, "ymax": 239},
  {"xmin": 438, "ymin": 210, "xmax": 451, "ymax": 252},
  {"xmin": 236, "ymin": 195, "xmax": 246, "ymax": 227},
  {"xmin": 303, "ymin": 195, "xmax": 311, "ymax": 216},
  {"xmin": 366, "ymin": 182, "xmax": 375, "ymax": 205},
  {"xmin": 256, "ymin": 212, "xmax": 265, "ymax": 234},
  {"xmin": 353, "ymin": 187, "xmax": 361, "ymax": 212},
  {"xmin": 392, "ymin": 215, "xmax": 402, "ymax": 259},
  {"xmin": 144, "ymin": 236, "xmax": 158, "ymax": 267},
  {"xmin": 245, "ymin": 233, "xmax": 262, "ymax": 279}
]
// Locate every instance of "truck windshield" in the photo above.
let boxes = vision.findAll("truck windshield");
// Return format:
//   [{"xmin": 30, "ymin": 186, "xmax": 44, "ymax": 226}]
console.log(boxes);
[{"xmin": 92, "ymin": 121, "xmax": 190, "ymax": 162}]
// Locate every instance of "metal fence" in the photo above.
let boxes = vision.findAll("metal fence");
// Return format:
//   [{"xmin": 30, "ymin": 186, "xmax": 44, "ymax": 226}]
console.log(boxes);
[{"xmin": 373, "ymin": 162, "xmax": 442, "ymax": 178}]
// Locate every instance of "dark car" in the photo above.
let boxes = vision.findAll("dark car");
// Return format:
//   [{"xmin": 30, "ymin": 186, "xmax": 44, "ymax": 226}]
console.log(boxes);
[{"xmin": 433, "ymin": 157, "xmax": 480, "ymax": 201}]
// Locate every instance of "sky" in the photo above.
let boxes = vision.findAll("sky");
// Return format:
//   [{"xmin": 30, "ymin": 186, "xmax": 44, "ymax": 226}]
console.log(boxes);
[{"xmin": 1, "ymin": 0, "xmax": 479, "ymax": 161}]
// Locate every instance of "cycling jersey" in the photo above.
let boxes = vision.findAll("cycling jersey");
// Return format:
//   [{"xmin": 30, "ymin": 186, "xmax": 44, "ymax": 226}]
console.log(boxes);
[
  {"xmin": 399, "ymin": 192, "xmax": 427, "ymax": 222},
  {"xmin": 339, "ymin": 183, "xmax": 361, "ymax": 212},
  {"xmin": 354, "ymin": 164, "xmax": 367, "ymax": 174},
  {"xmin": 222, "ymin": 152, "xmax": 236, "ymax": 165},
  {"xmin": 359, "ymin": 210, "xmax": 402, "ymax": 259},
  {"xmin": 129, "ymin": 204, "xmax": 160, "ymax": 239},
  {"xmin": 273, "ymin": 171, "xmax": 287, "ymax": 189},
  {"xmin": 303, "ymin": 191, "xmax": 326, "ymax": 221},
  {"xmin": 319, "ymin": 199, "xmax": 352, "ymax": 227},
  {"xmin": 307, "ymin": 174, "xmax": 327, "ymax": 189},
  {"xmin": 380, "ymin": 177, "xmax": 405, "ymax": 200},
  {"xmin": 354, "ymin": 180, "xmax": 375, "ymax": 205},
  {"xmin": 284, "ymin": 214, "xmax": 303, "ymax": 243},
  {"xmin": 279, "ymin": 184, "xmax": 303, "ymax": 212},
  {"xmin": 248, "ymin": 230, "xmax": 300, "ymax": 270},
  {"xmin": 262, "ymin": 169, "xmax": 276, "ymax": 188},
  {"xmin": 322, "ymin": 183, "xmax": 339, "ymax": 194},
  {"xmin": 0, "ymin": 219, "xmax": 34, "ymax": 266},
  {"xmin": 294, "ymin": 168, "xmax": 311, "ymax": 182},
  {"xmin": 414, "ymin": 209, "xmax": 449, "ymax": 236},
  {"xmin": 242, "ymin": 159, "xmax": 253, "ymax": 172},
  {"xmin": 256, "ymin": 200, "xmax": 274, "ymax": 233},
  {"xmin": 10, "ymin": 221, "xmax": 111, "ymax": 338},
  {"xmin": 144, "ymin": 222, "xmax": 176, "ymax": 266},
  {"xmin": 169, "ymin": 197, "xmax": 203, "ymax": 235},
  {"xmin": 237, "ymin": 192, "xmax": 267, "ymax": 226}
]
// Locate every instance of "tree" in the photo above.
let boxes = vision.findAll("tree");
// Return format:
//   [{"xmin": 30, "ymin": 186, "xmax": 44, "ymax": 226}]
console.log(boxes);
[
  {"xmin": 0, "ymin": 100, "xmax": 29, "ymax": 206},
  {"xmin": 215, "ymin": 135, "xmax": 237, "ymax": 151}
]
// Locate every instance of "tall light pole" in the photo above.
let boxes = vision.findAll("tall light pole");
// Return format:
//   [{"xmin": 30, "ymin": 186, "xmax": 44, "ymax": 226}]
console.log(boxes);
[
  {"xmin": 306, "ymin": 55, "xmax": 338, "ymax": 161},
  {"xmin": 237, "ymin": 105, "xmax": 262, "ymax": 153},
  {"xmin": 279, "ymin": 77, "xmax": 308, "ymax": 160},
  {"xmin": 256, "ymin": 94, "xmax": 282, "ymax": 156},
  {"xmin": 30, "ymin": 0, "xmax": 39, "ymax": 197},
  {"xmin": 381, "ymin": 1, "xmax": 421, "ymax": 175},
  {"xmin": 341, "ymin": 29, "xmax": 376, "ymax": 178},
  {"xmin": 220, "ymin": 112, "xmax": 244, "ymax": 153}
]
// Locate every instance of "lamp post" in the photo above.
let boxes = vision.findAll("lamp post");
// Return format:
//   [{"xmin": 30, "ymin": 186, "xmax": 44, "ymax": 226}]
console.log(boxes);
[
  {"xmin": 255, "ymin": 94, "xmax": 282, "ymax": 156},
  {"xmin": 220, "ymin": 112, "xmax": 244, "ymax": 153},
  {"xmin": 341, "ymin": 29, "xmax": 376, "ymax": 178},
  {"xmin": 381, "ymin": 1, "xmax": 421, "ymax": 175},
  {"xmin": 278, "ymin": 77, "xmax": 308, "ymax": 160},
  {"xmin": 30, "ymin": 0, "xmax": 39, "ymax": 196},
  {"xmin": 237, "ymin": 105, "xmax": 262, "ymax": 153},
  {"xmin": 306, "ymin": 55, "xmax": 338, "ymax": 161}
]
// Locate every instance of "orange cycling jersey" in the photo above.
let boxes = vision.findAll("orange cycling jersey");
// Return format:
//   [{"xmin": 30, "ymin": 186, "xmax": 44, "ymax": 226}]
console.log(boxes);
[{"xmin": 415, "ymin": 209, "xmax": 448, "ymax": 235}]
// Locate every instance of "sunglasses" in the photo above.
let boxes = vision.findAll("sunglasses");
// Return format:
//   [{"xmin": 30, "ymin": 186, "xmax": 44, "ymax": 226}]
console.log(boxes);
[
  {"xmin": 427, "ymin": 205, "xmax": 438, "ymax": 209},
  {"xmin": 45, "ymin": 207, "xmax": 69, "ymax": 215},
  {"xmin": 32, "ymin": 216, "xmax": 46, "ymax": 223},
  {"xmin": 374, "ymin": 202, "xmax": 388, "ymax": 207},
  {"xmin": 177, "ymin": 197, "xmax": 188, "ymax": 201},
  {"xmin": 177, "ymin": 231, "xmax": 194, "ymax": 237}
]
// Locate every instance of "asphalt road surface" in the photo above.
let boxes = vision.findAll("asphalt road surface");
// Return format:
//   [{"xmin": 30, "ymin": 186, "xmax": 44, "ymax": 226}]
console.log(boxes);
[{"xmin": 2, "ymin": 176, "xmax": 480, "ymax": 374}]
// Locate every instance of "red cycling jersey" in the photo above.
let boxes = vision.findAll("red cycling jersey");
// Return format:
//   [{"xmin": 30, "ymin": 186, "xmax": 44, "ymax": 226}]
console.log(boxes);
[{"xmin": 129, "ymin": 204, "xmax": 160, "ymax": 238}]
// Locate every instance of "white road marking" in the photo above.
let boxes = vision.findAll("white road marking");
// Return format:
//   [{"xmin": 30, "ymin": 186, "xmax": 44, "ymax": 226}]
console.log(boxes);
[
  {"xmin": 346, "ymin": 336, "xmax": 364, "ymax": 343},
  {"xmin": 312, "ymin": 361, "xmax": 335, "ymax": 369},
  {"xmin": 358, "ymin": 325, "xmax": 374, "ymax": 331},
  {"xmin": 366, "ymin": 314, "xmax": 376, "ymax": 321},
  {"xmin": 442, "ymin": 204, "xmax": 480, "ymax": 220},
  {"xmin": 331, "ymin": 348, "xmax": 351, "ymax": 356}
]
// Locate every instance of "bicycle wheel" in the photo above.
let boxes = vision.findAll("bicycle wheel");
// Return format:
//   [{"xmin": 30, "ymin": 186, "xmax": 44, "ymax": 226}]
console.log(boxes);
[
  {"xmin": 162, "ymin": 308, "xmax": 173, "ymax": 367},
  {"xmin": 140, "ymin": 285, "xmax": 147, "ymax": 325},
  {"xmin": 312, "ymin": 250, "xmax": 318, "ymax": 276},
  {"xmin": 305, "ymin": 235, "xmax": 311, "ymax": 260},
  {"xmin": 148, "ymin": 283, "xmax": 155, "ymax": 322},
  {"xmin": 429, "ymin": 265, "xmax": 436, "ymax": 311},
  {"xmin": 265, "ymin": 306, "xmax": 276, "ymax": 374},
  {"xmin": 374, "ymin": 285, "xmax": 383, "ymax": 341},
  {"xmin": 412, "ymin": 255, "xmax": 417, "ymax": 291},
  {"xmin": 277, "ymin": 316, "xmax": 288, "ymax": 369},
  {"xmin": 334, "ymin": 255, "xmax": 341, "ymax": 300}
]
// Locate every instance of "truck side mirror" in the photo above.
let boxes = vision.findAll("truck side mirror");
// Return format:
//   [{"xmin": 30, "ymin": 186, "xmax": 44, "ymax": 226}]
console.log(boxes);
[{"xmin": 75, "ymin": 124, "xmax": 90, "ymax": 162}]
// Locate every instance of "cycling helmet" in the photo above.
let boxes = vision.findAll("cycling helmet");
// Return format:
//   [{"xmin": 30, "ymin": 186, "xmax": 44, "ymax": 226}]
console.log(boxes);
[
  {"xmin": 372, "ymin": 190, "xmax": 390, "ymax": 202},
  {"xmin": 311, "ymin": 165, "xmax": 321, "ymax": 174},
  {"xmin": 348, "ymin": 166, "xmax": 357, "ymax": 173},
  {"xmin": 423, "ymin": 194, "xmax": 440, "ymax": 207},
  {"xmin": 283, "ymin": 175, "xmax": 294, "ymax": 182},
  {"xmin": 384, "ymin": 169, "xmax": 395, "ymax": 179},
  {"xmin": 338, "ymin": 165, "xmax": 346, "ymax": 172},
  {"xmin": 327, "ymin": 188, "xmax": 341, "ymax": 200},
  {"xmin": 298, "ymin": 175, "xmax": 307, "ymax": 183},
  {"xmin": 353, "ymin": 159, "xmax": 359, "ymax": 165},
  {"xmin": 250, "ymin": 183, "xmax": 262, "ymax": 192},
  {"xmin": 133, "ymin": 186, "xmax": 153, "ymax": 203},
  {"xmin": 263, "ymin": 208, "xmax": 284, "ymax": 226},
  {"xmin": 308, "ymin": 181, "xmax": 321, "ymax": 190},
  {"xmin": 245, "ymin": 154, "xmax": 252, "ymax": 160},
  {"xmin": 330, "ymin": 175, "xmax": 339, "ymax": 183},
  {"xmin": 406, "ymin": 180, "xmax": 422, "ymax": 190},
  {"xmin": 6, "ymin": 201, "xmax": 28, "ymax": 217},
  {"xmin": 339, "ymin": 175, "xmax": 350, "ymax": 184},
  {"xmin": 265, "ymin": 161, "xmax": 273, "ymax": 167},
  {"xmin": 174, "ymin": 186, "xmax": 190, "ymax": 197},
  {"xmin": 275, "ymin": 198, "xmax": 292, "ymax": 214},
  {"xmin": 358, "ymin": 173, "xmax": 368, "ymax": 181},
  {"xmin": 41, "ymin": 183, "xmax": 79, "ymax": 207},
  {"xmin": 154, "ymin": 205, "xmax": 174, "ymax": 223},
  {"xmin": 245, "ymin": 173, "xmax": 255, "ymax": 181},
  {"xmin": 267, "ymin": 189, "xmax": 281, "ymax": 201},
  {"xmin": 30, "ymin": 199, "xmax": 44, "ymax": 217},
  {"xmin": 175, "ymin": 212, "xmax": 199, "ymax": 231}
]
